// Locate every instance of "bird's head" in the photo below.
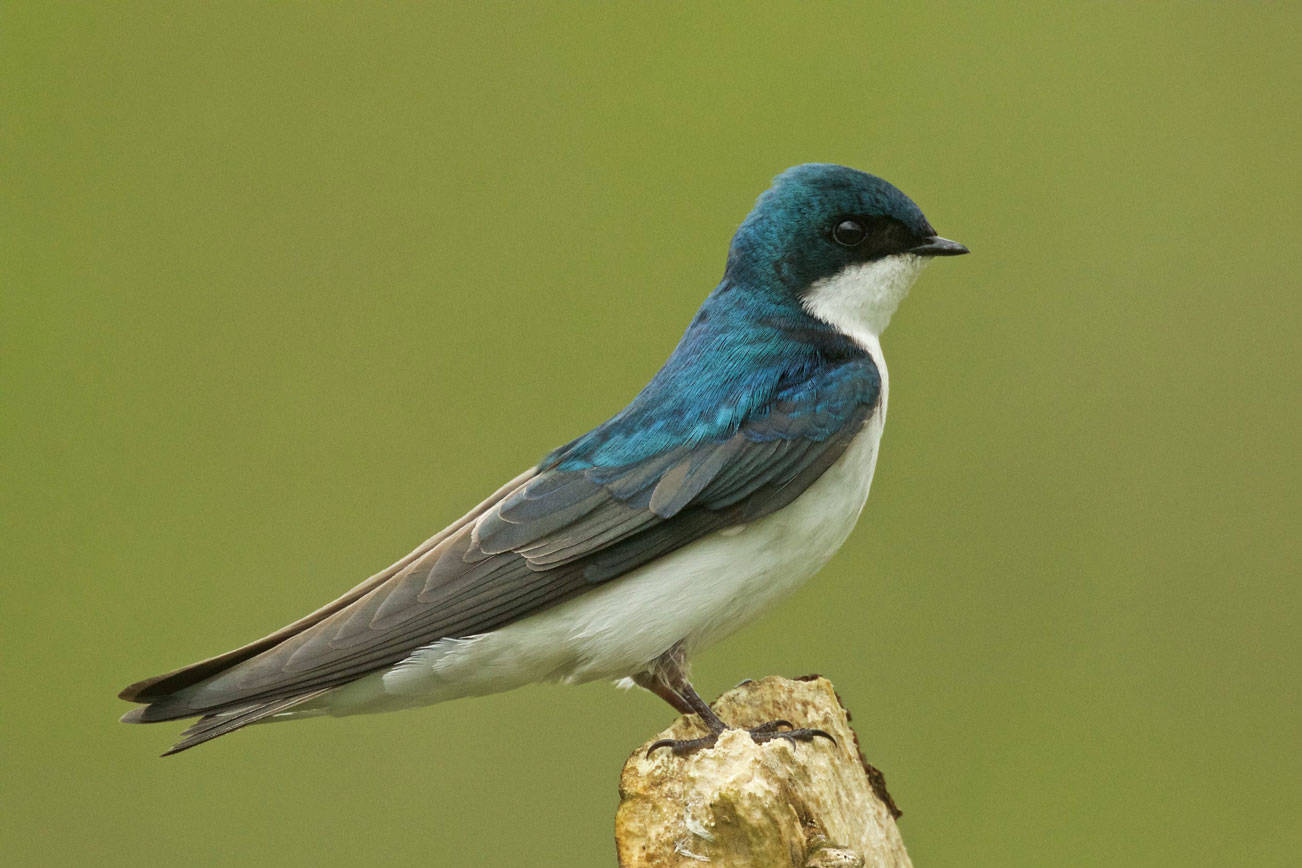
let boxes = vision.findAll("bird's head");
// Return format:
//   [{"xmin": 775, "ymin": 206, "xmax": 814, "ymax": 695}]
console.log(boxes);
[{"xmin": 727, "ymin": 163, "xmax": 967, "ymax": 340}]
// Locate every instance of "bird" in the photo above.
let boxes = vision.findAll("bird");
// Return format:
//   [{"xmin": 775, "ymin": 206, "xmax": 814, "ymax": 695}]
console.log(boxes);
[{"xmin": 119, "ymin": 163, "xmax": 967, "ymax": 756}]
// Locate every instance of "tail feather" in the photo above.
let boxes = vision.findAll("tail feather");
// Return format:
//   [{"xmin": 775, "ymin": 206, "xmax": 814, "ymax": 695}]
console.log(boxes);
[
  {"xmin": 157, "ymin": 690, "xmax": 330, "ymax": 756},
  {"xmin": 120, "ymin": 696, "xmax": 206, "ymax": 724}
]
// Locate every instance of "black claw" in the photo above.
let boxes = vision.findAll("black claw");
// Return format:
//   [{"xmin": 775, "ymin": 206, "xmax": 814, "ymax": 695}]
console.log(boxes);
[
  {"xmin": 752, "ymin": 726, "xmax": 837, "ymax": 748},
  {"xmin": 747, "ymin": 719, "xmax": 794, "ymax": 735},
  {"xmin": 647, "ymin": 734, "xmax": 718, "ymax": 757},
  {"xmin": 647, "ymin": 719, "xmax": 833, "ymax": 757}
]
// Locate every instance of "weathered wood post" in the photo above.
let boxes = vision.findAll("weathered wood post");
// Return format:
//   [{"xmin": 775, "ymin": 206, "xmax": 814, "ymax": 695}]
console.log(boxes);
[{"xmin": 616, "ymin": 676, "xmax": 911, "ymax": 867}]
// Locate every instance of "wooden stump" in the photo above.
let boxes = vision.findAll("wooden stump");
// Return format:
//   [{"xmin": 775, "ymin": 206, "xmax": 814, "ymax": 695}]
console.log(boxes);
[{"xmin": 615, "ymin": 676, "xmax": 910, "ymax": 868}]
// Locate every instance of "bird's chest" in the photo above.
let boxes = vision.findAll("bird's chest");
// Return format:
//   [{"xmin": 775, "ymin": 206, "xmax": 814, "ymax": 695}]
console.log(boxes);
[
  {"xmin": 732, "ymin": 340, "xmax": 889, "ymax": 566},
  {"xmin": 540, "ymin": 401, "xmax": 888, "ymax": 680},
  {"xmin": 635, "ymin": 368, "xmax": 890, "ymax": 659},
  {"xmin": 722, "ymin": 391, "xmax": 887, "ymax": 596}
]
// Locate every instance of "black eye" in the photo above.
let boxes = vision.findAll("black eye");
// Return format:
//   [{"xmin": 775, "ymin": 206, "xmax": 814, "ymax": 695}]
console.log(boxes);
[{"xmin": 832, "ymin": 218, "xmax": 867, "ymax": 247}]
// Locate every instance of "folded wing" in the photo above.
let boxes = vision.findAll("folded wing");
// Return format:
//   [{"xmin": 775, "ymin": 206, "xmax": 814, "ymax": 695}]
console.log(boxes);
[{"xmin": 120, "ymin": 354, "xmax": 880, "ymax": 750}]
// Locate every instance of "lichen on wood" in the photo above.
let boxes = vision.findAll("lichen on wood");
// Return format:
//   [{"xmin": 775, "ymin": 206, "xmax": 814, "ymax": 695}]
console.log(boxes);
[{"xmin": 615, "ymin": 676, "xmax": 910, "ymax": 868}]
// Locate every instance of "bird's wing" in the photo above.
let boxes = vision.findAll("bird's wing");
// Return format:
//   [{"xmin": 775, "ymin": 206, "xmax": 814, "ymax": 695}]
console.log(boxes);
[{"xmin": 121, "ymin": 355, "xmax": 880, "ymax": 724}]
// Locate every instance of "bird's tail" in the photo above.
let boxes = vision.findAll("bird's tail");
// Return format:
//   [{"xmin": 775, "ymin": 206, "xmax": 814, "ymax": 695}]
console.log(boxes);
[
  {"xmin": 119, "ymin": 653, "xmax": 334, "ymax": 755},
  {"xmin": 128, "ymin": 689, "xmax": 331, "ymax": 756},
  {"xmin": 118, "ymin": 645, "xmax": 335, "ymax": 755}
]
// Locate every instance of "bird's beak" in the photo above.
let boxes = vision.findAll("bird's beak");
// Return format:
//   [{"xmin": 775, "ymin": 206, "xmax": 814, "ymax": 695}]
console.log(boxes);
[{"xmin": 909, "ymin": 236, "xmax": 969, "ymax": 256}]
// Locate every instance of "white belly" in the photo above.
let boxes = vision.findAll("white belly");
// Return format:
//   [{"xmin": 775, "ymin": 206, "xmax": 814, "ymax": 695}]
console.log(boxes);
[{"xmin": 319, "ymin": 365, "xmax": 889, "ymax": 717}]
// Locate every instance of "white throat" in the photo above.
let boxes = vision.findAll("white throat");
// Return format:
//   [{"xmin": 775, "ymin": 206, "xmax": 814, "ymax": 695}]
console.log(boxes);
[{"xmin": 801, "ymin": 253, "xmax": 929, "ymax": 347}]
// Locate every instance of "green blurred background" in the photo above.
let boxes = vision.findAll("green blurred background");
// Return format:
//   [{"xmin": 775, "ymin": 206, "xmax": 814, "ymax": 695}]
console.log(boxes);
[{"xmin": 3, "ymin": 3, "xmax": 1297, "ymax": 865}]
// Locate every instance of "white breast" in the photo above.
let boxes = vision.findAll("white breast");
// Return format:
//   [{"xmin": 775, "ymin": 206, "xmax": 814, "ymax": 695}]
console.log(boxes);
[{"xmin": 314, "ymin": 342, "xmax": 891, "ymax": 718}]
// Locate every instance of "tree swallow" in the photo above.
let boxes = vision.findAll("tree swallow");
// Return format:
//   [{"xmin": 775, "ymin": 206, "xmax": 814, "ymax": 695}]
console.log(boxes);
[{"xmin": 119, "ymin": 163, "xmax": 967, "ymax": 755}]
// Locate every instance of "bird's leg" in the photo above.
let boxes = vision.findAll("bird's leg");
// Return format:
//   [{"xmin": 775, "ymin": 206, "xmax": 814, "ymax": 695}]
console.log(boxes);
[
  {"xmin": 631, "ymin": 640, "xmax": 698, "ymax": 715},
  {"xmin": 631, "ymin": 671, "xmax": 695, "ymax": 715},
  {"xmin": 642, "ymin": 644, "xmax": 835, "ymax": 757}
]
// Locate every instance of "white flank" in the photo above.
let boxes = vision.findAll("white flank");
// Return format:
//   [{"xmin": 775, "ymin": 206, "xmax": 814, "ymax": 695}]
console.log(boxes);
[{"xmin": 306, "ymin": 254, "xmax": 933, "ymax": 718}]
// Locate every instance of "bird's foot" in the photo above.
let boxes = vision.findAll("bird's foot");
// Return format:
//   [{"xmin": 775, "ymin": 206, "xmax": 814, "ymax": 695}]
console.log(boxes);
[{"xmin": 647, "ymin": 719, "xmax": 835, "ymax": 757}]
